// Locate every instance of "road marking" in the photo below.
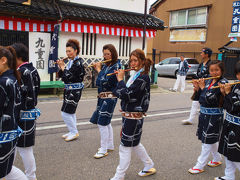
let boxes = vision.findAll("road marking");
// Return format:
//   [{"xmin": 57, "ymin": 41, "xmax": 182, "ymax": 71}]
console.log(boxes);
[{"xmin": 36, "ymin": 110, "xmax": 190, "ymax": 131}]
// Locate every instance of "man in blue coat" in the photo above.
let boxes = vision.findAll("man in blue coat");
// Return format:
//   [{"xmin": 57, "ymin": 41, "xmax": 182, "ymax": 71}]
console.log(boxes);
[{"xmin": 170, "ymin": 55, "xmax": 189, "ymax": 92}]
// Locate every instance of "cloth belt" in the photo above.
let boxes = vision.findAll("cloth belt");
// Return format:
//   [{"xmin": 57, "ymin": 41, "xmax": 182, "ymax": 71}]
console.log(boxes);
[
  {"xmin": 226, "ymin": 112, "xmax": 240, "ymax": 126},
  {"xmin": 120, "ymin": 110, "xmax": 146, "ymax": 120},
  {"xmin": 20, "ymin": 108, "xmax": 41, "ymax": 121},
  {"xmin": 0, "ymin": 126, "xmax": 23, "ymax": 144},
  {"xmin": 65, "ymin": 82, "xmax": 84, "ymax": 90},
  {"xmin": 200, "ymin": 106, "xmax": 223, "ymax": 115},
  {"xmin": 98, "ymin": 92, "xmax": 117, "ymax": 99}
]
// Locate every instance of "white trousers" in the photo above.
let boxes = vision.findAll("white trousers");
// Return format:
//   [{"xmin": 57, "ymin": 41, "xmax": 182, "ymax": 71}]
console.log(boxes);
[
  {"xmin": 194, "ymin": 142, "xmax": 221, "ymax": 170},
  {"xmin": 16, "ymin": 147, "xmax": 36, "ymax": 180},
  {"xmin": 98, "ymin": 124, "xmax": 114, "ymax": 153},
  {"xmin": 61, "ymin": 111, "xmax": 78, "ymax": 134},
  {"xmin": 173, "ymin": 75, "xmax": 186, "ymax": 92},
  {"xmin": 111, "ymin": 143, "xmax": 154, "ymax": 180},
  {"xmin": 187, "ymin": 100, "xmax": 200, "ymax": 123},
  {"xmin": 223, "ymin": 157, "xmax": 240, "ymax": 180},
  {"xmin": 2, "ymin": 166, "xmax": 28, "ymax": 180}
]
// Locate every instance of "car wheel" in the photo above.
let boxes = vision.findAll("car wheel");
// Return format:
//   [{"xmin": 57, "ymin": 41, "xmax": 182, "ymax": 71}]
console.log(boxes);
[{"xmin": 174, "ymin": 70, "xmax": 178, "ymax": 78}]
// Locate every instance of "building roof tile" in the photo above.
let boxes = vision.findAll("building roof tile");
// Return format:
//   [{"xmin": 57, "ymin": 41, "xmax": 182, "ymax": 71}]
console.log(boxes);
[{"xmin": 0, "ymin": 0, "xmax": 164, "ymax": 30}]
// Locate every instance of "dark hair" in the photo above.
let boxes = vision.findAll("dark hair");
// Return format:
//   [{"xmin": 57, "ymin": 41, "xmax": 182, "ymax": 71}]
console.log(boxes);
[
  {"xmin": 130, "ymin": 49, "xmax": 153, "ymax": 75},
  {"xmin": 180, "ymin": 55, "xmax": 185, "ymax": 58},
  {"xmin": 102, "ymin": 44, "xmax": 118, "ymax": 65},
  {"xmin": 235, "ymin": 61, "xmax": 240, "ymax": 75},
  {"xmin": 0, "ymin": 46, "xmax": 21, "ymax": 83},
  {"xmin": 66, "ymin": 39, "xmax": 80, "ymax": 55},
  {"xmin": 11, "ymin": 43, "xmax": 29, "ymax": 62},
  {"xmin": 208, "ymin": 60, "xmax": 224, "ymax": 75},
  {"xmin": 202, "ymin": 47, "xmax": 212, "ymax": 58}
]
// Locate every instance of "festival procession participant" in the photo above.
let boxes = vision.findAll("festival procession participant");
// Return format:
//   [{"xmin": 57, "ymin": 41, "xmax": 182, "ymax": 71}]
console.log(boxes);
[
  {"xmin": 169, "ymin": 55, "xmax": 189, "ymax": 92},
  {"xmin": 215, "ymin": 61, "xmax": 240, "ymax": 180},
  {"xmin": 188, "ymin": 60, "xmax": 228, "ymax": 174},
  {"xmin": 0, "ymin": 46, "xmax": 28, "ymax": 180},
  {"xmin": 90, "ymin": 44, "xmax": 121, "ymax": 159},
  {"xmin": 57, "ymin": 39, "xmax": 85, "ymax": 142},
  {"xmin": 11, "ymin": 43, "xmax": 40, "ymax": 180},
  {"xmin": 182, "ymin": 47, "xmax": 212, "ymax": 125},
  {"xmin": 110, "ymin": 49, "xmax": 156, "ymax": 180}
]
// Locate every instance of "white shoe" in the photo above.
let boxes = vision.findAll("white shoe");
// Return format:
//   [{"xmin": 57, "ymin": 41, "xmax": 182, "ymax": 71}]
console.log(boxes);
[
  {"xmin": 169, "ymin": 88, "xmax": 177, "ymax": 92},
  {"xmin": 65, "ymin": 133, "xmax": 79, "ymax": 142},
  {"xmin": 62, "ymin": 132, "xmax": 70, "ymax": 139},
  {"xmin": 138, "ymin": 168, "xmax": 156, "ymax": 177},
  {"xmin": 109, "ymin": 176, "xmax": 124, "ymax": 180},
  {"xmin": 182, "ymin": 119, "xmax": 193, "ymax": 125},
  {"xmin": 94, "ymin": 149, "xmax": 108, "ymax": 159}
]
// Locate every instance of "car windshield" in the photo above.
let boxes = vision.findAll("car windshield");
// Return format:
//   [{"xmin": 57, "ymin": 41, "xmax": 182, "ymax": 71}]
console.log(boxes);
[{"xmin": 159, "ymin": 58, "xmax": 171, "ymax": 64}]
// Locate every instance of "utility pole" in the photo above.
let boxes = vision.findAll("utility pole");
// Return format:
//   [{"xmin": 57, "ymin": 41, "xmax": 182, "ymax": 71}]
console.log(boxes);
[{"xmin": 142, "ymin": 0, "xmax": 147, "ymax": 50}]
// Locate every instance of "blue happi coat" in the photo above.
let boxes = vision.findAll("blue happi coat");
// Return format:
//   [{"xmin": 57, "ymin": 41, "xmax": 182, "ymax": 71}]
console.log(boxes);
[
  {"xmin": 218, "ymin": 82, "xmax": 240, "ymax": 162},
  {"xmin": 196, "ymin": 77, "xmax": 228, "ymax": 144},
  {"xmin": 177, "ymin": 60, "xmax": 189, "ymax": 76},
  {"xmin": 58, "ymin": 56, "xmax": 85, "ymax": 114},
  {"xmin": 0, "ymin": 70, "xmax": 22, "ymax": 178},
  {"xmin": 90, "ymin": 61, "xmax": 121, "ymax": 126},
  {"xmin": 17, "ymin": 62, "xmax": 40, "ymax": 147},
  {"xmin": 113, "ymin": 72, "xmax": 150, "ymax": 147}
]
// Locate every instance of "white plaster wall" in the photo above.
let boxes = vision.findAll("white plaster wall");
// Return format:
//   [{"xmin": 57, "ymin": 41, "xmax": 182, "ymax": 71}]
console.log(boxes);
[
  {"xmin": 58, "ymin": 31, "xmax": 82, "ymax": 58},
  {"xmin": 58, "ymin": 32, "xmax": 147, "ymax": 60},
  {"xmin": 95, "ymin": 34, "xmax": 119, "ymax": 58},
  {"xmin": 62, "ymin": 0, "xmax": 150, "ymax": 14}
]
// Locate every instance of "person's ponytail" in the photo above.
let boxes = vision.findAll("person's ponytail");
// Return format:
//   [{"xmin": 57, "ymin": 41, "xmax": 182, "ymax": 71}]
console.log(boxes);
[
  {"xmin": 143, "ymin": 58, "xmax": 153, "ymax": 75},
  {"xmin": 6, "ymin": 46, "xmax": 21, "ymax": 84}
]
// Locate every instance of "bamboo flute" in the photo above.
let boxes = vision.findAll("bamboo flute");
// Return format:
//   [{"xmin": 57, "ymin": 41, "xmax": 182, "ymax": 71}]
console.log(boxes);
[
  {"xmin": 211, "ymin": 81, "xmax": 240, "ymax": 89},
  {"xmin": 187, "ymin": 76, "xmax": 220, "ymax": 83}
]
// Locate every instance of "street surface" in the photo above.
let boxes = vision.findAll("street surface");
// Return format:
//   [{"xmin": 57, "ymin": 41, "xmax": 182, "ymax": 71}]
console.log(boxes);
[{"xmin": 14, "ymin": 77, "xmax": 240, "ymax": 180}]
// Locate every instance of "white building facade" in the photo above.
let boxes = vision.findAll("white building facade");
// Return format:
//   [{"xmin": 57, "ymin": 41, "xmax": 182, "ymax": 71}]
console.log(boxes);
[{"xmin": 0, "ymin": 0, "xmax": 164, "ymax": 87}]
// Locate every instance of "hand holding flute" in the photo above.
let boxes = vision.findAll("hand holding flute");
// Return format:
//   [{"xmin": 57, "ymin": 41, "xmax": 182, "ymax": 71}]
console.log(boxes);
[{"xmin": 55, "ymin": 57, "xmax": 68, "ymax": 71}]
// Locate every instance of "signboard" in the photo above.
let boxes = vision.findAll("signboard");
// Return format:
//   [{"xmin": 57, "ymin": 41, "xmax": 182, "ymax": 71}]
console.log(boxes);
[
  {"xmin": 229, "ymin": 1, "xmax": 240, "ymax": 37},
  {"xmin": 29, "ymin": 32, "xmax": 51, "ymax": 81},
  {"xmin": 170, "ymin": 29, "xmax": 206, "ymax": 42}
]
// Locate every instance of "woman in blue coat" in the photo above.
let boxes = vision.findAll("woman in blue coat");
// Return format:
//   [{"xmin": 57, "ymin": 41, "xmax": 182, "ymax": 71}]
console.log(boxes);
[
  {"xmin": 90, "ymin": 44, "xmax": 121, "ymax": 159},
  {"xmin": 0, "ymin": 46, "xmax": 27, "ymax": 180}
]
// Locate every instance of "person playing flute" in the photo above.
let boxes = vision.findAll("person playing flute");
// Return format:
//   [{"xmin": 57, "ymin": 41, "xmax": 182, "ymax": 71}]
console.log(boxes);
[
  {"xmin": 215, "ymin": 61, "xmax": 240, "ymax": 180},
  {"xmin": 110, "ymin": 49, "xmax": 156, "ymax": 180},
  {"xmin": 57, "ymin": 39, "xmax": 85, "ymax": 142},
  {"xmin": 90, "ymin": 44, "xmax": 121, "ymax": 159}
]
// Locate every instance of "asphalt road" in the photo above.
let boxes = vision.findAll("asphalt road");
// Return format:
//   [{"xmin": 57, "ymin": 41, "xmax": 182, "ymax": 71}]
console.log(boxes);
[{"xmin": 13, "ymin": 77, "xmax": 240, "ymax": 180}]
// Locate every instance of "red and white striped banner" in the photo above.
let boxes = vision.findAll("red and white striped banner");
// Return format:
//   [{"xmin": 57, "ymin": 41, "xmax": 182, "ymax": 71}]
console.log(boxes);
[
  {"xmin": 59, "ymin": 20, "xmax": 156, "ymax": 38},
  {"xmin": 0, "ymin": 17, "xmax": 156, "ymax": 38},
  {"xmin": 0, "ymin": 17, "xmax": 54, "ymax": 32}
]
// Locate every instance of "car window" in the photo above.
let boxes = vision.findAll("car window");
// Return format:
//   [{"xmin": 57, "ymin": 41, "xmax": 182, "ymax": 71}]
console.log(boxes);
[
  {"xmin": 186, "ymin": 58, "xmax": 199, "ymax": 64},
  {"xmin": 159, "ymin": 58, "xmax": 171, "ymax": 64},
  {"xmin": 169, "ymin": 58, "xmax": 180, "ymax": 64}
]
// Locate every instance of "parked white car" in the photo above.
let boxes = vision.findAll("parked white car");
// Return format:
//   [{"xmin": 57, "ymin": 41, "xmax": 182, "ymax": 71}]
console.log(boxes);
[{"xmin": 154, "ymin": 57, "xmax": 199, "ymax": 78}]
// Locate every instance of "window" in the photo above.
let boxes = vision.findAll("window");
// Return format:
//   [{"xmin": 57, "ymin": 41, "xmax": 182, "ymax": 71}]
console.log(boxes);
[
  {"xmin": 81, "ymin": 33, "xmax": 97, "ymax": 56},
  {"xmin": 160, "ymin": 58, "xmax": 171, "ymax": 64},
  {"xmin": 186, "ymin": 58, "xmax": 199, "ymax": 64},
  {"xmin": 169, "ymin": 58, "xmax": 180, "ymax": 64},
  {"xmin": 170, "ymin": 7, "xmax": 207, "ymax": 27},
  {"xmin": 119, "ymin": 36, "xmax": 132, "ymax": 57}
]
